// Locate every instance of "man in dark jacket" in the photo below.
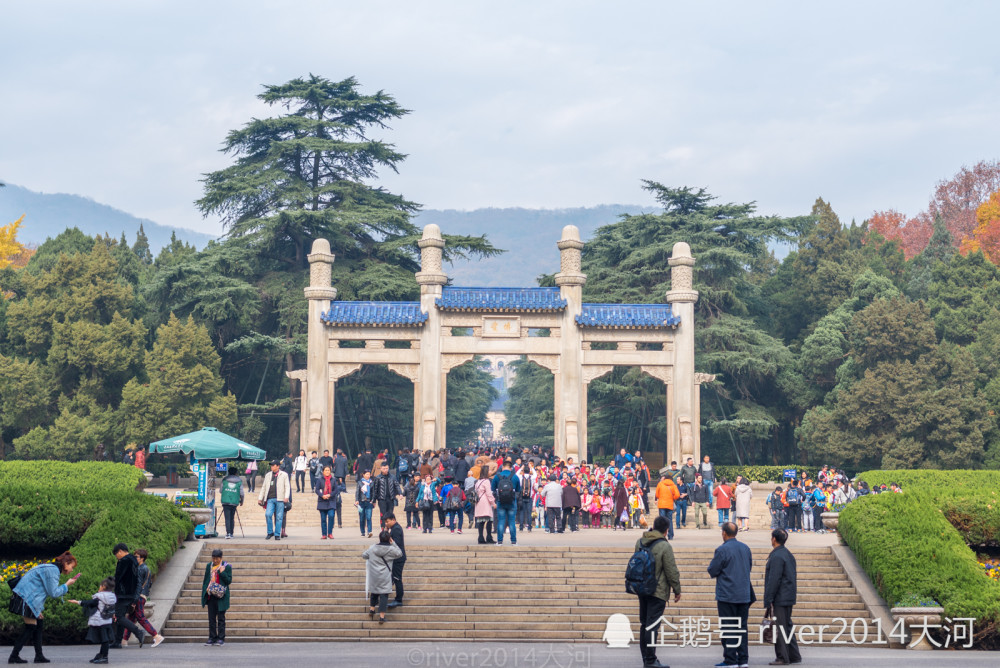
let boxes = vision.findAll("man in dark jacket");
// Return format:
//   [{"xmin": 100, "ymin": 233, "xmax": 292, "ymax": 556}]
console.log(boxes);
[
  {"xmin": 562, "ymin": 479, "xmax": 582, "ymax": 533},
  {"xmin": 679, "ymin": 457, "xmax": 698, "ymax": 485},
  {"xmin": 708, "ymin": 522, "xmax": 753, "ymax": 668},
  {"xmin": 635, "ymin": 516, "xmax": 682, "ymax": 668},
  {"xmin": 385, "ymin": 513, "xmax": 406, "ymax": 608},
  {"xmin": 373, "ymin": 462, "xmax": 401, "ymax": 528},
  {"xmin": 689, "ymin": 474, "xmax": 712, "ymax": 529},
  {"xmin": 110, "ymin": 543, "xmax": 146, "ymax": 647},
  {"xmin": 453, "ymin": 451, "xmax": 470, "ymax": 487},
  {"xmin": 355, "ymin": 448, "xmax": 374, "ymax": 481},
  {"xmin": 764, "ymin": 529, "xmax": 800, "ymax": 665}
]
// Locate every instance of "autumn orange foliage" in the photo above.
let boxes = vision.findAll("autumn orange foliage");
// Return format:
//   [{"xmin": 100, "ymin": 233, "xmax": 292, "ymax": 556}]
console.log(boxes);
[
  {"xmin": 960, "ymin": 190, "xmax": 1000, "ymax": 263},
  {"xmin": 866, "ymin": 209, "xmax": 932, "ymax": 259},
  {"xmin": 866, "ymin": 160, "xmax": 1000, "ymax": 260}
]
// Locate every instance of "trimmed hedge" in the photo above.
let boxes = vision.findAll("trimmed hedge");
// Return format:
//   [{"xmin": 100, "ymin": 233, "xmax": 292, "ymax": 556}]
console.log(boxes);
[
  {"xmin": 840, "ymin": 470, "xmax": 1000, "ymax": 646},
  {"xmin": 715, "ymin": 465, "xmax": 807, "ymax": 483},
  {"xmin": 857, "ymin": 470, "xmax": 1000, "ymax": 546},
  {"xmin": 0, "ymin": 461, "xmax": 147, "ymax": 492},
  {"xmin": 0, "ymin": 462, "xmax": 191, "ymax": 643}
]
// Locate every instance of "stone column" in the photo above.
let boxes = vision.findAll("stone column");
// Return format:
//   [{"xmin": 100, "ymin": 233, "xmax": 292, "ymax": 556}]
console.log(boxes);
[
  {"xmin": 415, "ymin": 224, "xmax": 447, "ymax": 451},
  {"xmin": 555, "ymin": 225, "xmax": 586, "ymax": 462},
  {"xmin": 666, "ymin": 242, "xmax": 699, "ymax": 463},
  {"xmin": 304, "ymin": 239, "xmax": 337, "ymax": 453}
]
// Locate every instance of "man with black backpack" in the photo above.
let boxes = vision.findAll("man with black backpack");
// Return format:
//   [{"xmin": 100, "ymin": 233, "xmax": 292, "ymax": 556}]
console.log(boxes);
[
  {"xmin": 784, "ymin": 480, "xmax": 803, "ymax": 532},
  {"xmin": 628, "ymin": 516, "xmax": 681, "ymax": 668},
  {"xmin": 491, "ymin": 459, "xmax": 521, "ymax": 545}
]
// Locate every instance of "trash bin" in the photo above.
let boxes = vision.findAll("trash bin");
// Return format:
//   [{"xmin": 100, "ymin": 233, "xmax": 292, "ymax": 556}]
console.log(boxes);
[{"xmin": 167, "ymin": 465, "xmax": 178, "ymax": 487}]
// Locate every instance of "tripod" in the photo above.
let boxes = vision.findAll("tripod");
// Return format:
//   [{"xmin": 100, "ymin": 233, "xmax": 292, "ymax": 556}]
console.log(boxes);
[{"xmin": 215, "ymin": 505, "xmax": 245, "ymax": 538}]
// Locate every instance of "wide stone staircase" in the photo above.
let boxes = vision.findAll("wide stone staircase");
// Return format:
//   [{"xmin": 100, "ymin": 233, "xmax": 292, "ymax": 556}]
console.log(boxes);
[{"xmin": 162, "ymin": 543, "xmax": 881, "ymax": 644}]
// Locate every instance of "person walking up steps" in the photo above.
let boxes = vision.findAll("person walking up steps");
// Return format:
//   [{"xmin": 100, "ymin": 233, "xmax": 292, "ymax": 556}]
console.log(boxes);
[
  {"xmin": 384, "ymin": 513, "xmax": 406, "ymax": 608},
  {"xmin": 362, "ymin": 530, "xmax": 402, "ymax": 625}
]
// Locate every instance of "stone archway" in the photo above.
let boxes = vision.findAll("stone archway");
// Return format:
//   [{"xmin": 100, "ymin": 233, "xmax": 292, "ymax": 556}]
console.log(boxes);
[{"xmin": 290, "ymin": 226, "xmax": 713, "ymax": 464}]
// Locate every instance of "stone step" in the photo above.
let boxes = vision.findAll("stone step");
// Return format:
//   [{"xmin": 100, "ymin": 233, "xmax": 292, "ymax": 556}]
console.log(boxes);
[{"xmin": 164, "ymin": 543, "xmax": 876, "ymax": 643}]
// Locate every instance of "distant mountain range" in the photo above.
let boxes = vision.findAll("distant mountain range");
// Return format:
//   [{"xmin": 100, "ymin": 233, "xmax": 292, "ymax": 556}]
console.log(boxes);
[
  {"xmin": 414, "ymin": 205, "xmax": 649, "ymax": 286},
  {"xmin": 1, "ymin": 184, "xmax": 653, "ymax": 285},
  {"xmin": 0, "ymin": 183, "xmax": 217, "ymax": 251}
]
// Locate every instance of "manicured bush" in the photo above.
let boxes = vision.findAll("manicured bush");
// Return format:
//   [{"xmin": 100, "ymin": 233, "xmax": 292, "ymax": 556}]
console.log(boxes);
[
  {"xmin": 0, "ymin": 461, "xmax": 147, "ymax": 492},
  {"xmin": 0, "ymin": 463, "xmax": 191, "ymax": 643},
  {"xmin": 840, "ymin": 470, "xmax": 1000, "ymax": 647},
  {"xmin": 715, "ymin": 464, "xmax": 807, "ymax": 483}
]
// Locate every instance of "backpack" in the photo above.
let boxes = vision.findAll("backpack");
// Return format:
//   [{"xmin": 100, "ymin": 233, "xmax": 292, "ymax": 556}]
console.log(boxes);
[
  {"xmin": 496, "ymin": 475, "xmax": 516, "ymax": 506},
  {"xmin": 625, "ymin": 538, "xmax": 664, "ymax": 596},
  {"xmin": 445, "ymin": 487, "xmax": 464, "ymax": 511},
  {"xmin": 443, "ymin": 459, "xmax": 457, "ymax": 480},
  {"xmin": 786, "ymin": 487, "xmax": 802, "ymax": 506},
  {"xmin": 398, "ymin": 457, "xmax": 409, "ymax": 473},
  {"xmin": 521, "ymin": 475, "xmax": 532, "ymax": 498},
  {"xmin": 769, "ymin": 493, "xmax": 784, "ymax": 512}
]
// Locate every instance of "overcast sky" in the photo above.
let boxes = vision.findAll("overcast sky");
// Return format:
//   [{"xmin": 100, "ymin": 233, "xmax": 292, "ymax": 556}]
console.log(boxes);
[{"xmin": 2, "ymin": 1, "xmax": 998, "ymax": 237}]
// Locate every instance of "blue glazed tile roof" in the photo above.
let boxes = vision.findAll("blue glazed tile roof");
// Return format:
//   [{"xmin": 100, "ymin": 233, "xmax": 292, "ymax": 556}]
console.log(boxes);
[
  {"xmin": 436, "ymin": 287, "xmax": 567, "ymax": 312},
  {"xmin": 321, "ymin": 301, "xmax": 427, "ymax": 327},
  {"xmin": 576, "ymin": 303, "xmax": 681, "ymax": 328}
]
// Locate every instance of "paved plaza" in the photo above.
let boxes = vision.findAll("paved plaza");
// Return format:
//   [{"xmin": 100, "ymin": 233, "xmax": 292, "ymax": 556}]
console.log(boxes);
[{"xmin": 27, "ymin": 641, "xmax": 996, "ymax": 668}]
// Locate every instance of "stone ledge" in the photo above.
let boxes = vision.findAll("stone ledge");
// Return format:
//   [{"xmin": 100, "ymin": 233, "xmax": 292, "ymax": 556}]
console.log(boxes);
[
  {"xmin": 831, "ymin": 544, "xmax": 903, "ymax": 649},
  {"xmin": 148, "ymin": 540, "xmax": 205, "ymax": 633}
]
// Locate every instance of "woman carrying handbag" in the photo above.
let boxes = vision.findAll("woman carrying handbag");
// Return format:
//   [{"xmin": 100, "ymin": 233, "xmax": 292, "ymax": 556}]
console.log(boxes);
[{"xmin": 201, "ymin": 549, "xmax": 232, "ymax": 646}]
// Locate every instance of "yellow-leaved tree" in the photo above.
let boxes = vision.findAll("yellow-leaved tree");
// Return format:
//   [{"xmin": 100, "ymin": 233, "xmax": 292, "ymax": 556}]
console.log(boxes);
[
  {"xmin": 0, "ymin": 214, "xmax": 27, "ymax": 270},
  {"xmin": 960, "ymin": 190, "xmax": 1000, "ymax": 264}
]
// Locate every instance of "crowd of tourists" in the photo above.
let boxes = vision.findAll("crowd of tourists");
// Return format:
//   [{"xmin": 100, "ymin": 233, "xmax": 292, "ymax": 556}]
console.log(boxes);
[
  {"xmin": 764, "ymin": 465, "xmax": 901, "ymax": 533},
  {"xmin": 354, "ymin": 444, "xmax": 659, "ymax": 543}
]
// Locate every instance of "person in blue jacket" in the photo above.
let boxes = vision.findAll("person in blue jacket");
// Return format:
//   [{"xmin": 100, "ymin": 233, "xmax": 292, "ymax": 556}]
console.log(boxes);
[
  {"xmin": 9, "ymin": 552, "xmax": 81, "ymax": 664},
  {"xmin": 707, "ymin": 522, "xmax": 754, "ymax": 668}
]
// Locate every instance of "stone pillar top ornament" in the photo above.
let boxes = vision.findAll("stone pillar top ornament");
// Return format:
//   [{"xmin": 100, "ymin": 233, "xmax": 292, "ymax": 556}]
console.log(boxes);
[
  {"xmin": 416, "ymin": 223, "xmax": 448, "ymax": 286},
  {"xmin": 305, "ymin": 238, "xmax": 337, "ymax": 301},
  {"xmin": 554, "ymin": 225, "xmax": 586, "ymax": 287},
  {"xmin": 666, "ymin": 241, "xmax": 698, "ymax": 304}
]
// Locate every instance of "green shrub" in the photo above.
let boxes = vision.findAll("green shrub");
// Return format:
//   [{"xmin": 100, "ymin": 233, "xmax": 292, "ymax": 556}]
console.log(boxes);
[
  {"xmin": 857, "ymin": 470, "xmax": 1000, "ymax": 545},
  {"xmin": 0, "ymin": 463, "xmax": 191, "ymax": 643},
  {"xmin": 0, "ymin": 461, "xmax": 146, "ymax": 492},
  {"xmin": 840, "ymin": 474, "xmax": 1000, "ymax": 646},
  {"xmin": 715, "ymin": 464, "xmax": 807, "ymax": 483}
]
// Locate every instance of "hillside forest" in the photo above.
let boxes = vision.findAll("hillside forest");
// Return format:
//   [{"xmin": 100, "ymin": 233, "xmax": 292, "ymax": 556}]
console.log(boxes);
[{"xmin": 2, "ymin": 75, "xmax": 1000, "ymax": 471}]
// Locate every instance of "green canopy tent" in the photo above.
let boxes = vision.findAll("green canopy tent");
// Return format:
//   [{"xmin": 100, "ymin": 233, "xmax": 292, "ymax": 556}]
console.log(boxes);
[
  {"xmin": 149, "ymin": 427, "xmax": 266, "ymax": 460},
  {"xmin": 149, "ymin": 428, "xmax": 265, "ymax": 538}
]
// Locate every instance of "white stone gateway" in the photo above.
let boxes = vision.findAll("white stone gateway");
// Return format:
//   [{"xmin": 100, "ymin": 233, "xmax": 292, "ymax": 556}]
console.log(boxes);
[{"xmin": 289, "ymin": 224, "xmax": 714, "ymax": 464}]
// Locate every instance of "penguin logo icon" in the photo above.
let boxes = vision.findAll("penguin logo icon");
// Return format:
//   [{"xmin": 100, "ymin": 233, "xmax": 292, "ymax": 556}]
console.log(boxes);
[{"xmin": 603, "ymin": 613, "xmax": 635, "ymax": 648}]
